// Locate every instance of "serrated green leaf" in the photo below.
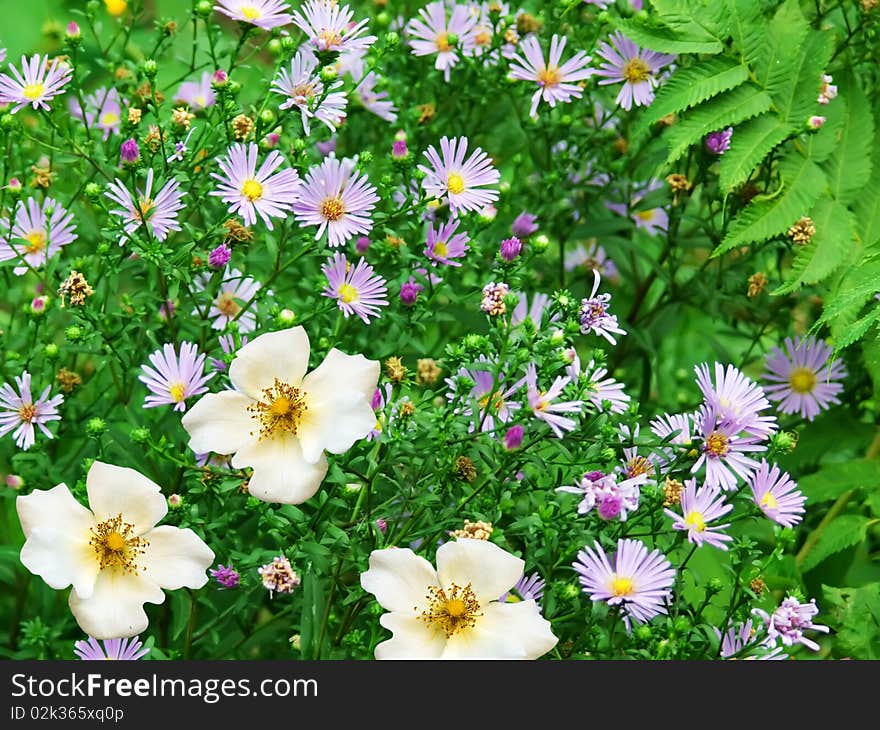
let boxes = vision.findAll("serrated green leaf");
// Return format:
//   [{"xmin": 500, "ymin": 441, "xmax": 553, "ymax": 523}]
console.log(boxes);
[
  {"xmin": 835, "ymin": 307, "xmax": 880, "ymax": 350},
  {"xmin": 724, "ymin": 0, "xmax": 766, "ymax": 62},
  {"xmin": 774, "ymin": 197, "xmax": 855, "ymax": 294},
  {"xmin": 752, "ymin": 0, "xmax": 808, "ymax": 90},
  {"xmin": 824, "ymin": 84, "xmax": 875, "ymax": 204},
  {"xmin": 797, "ymin": 460, "xmax": 880, "ymax": 504},
  {"xmin": 800, "ymin": 515, "xmax": 870, "ymax": 572},
  {"xmin": 821, "ymin": 260, "xmax": 880, "ymax": 323},
  {"xmin": 822, "ymin": 584, "xmax": 880, "ymax": 659},
  {"xmin": 636, "ymin": 58, "xmax": 749, "ymax": 134},
  {"xmin": 664, "ymin": 85, "xmax": 773, "ymax": 164},
  {"xmin": 718, "ymin": 114, "xmax": 793, "ymax": 192},
  {"xmin": 854, "ymin": 136, "xmax": 880, "ymax": 245},
  {"xmin": 613, "ymin": 18, "xmax": 723, "ymax": 55},
  {"xmin": 715, "ymin": 153, "xmax": 826, "ymax": 254}
]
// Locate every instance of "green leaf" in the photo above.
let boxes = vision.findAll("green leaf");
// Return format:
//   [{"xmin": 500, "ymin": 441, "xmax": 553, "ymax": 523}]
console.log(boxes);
[
  {"xmin": 800, "ymin": 514, "xmax": 870, "ymax": 573},
  {"xmin": 824, "ymin": 83, "xmax": 875, "ymax": 204},
  {"xmin": 835, "ymin": 307, "xmax": 880, "ymax": 350},
  {"xmin": 752, "ymin": 0, "xmax": 808, "ymax": 91},
  {"xmin": 724, "ymin": 0, "xmax": 766, "ymax": 62},
  {"xmin": 798, "ymin": 459, "xmax": 880, "ymax": 503},
  {"xmin": 636, "ymin": 58, "xmax": 749, "ymax": 134},
  {"xmin": 664, "ymin": 85, "xmax": 773, "ymax": 164},
  {"xmin": 855, "ymin": 139, "xmax": 880, "ymax": 245},
  {"xmin": 717, "ymin": 114, "xmax": 793, "ymax": 192},
  {"xmin": 821, "ymin": 259, "xmax": 880, "ymax": 323},
  {"xmin": 823, "ymin": 584, "xmax": 880, "ymax": 659},
  {"xmin": 773, "ymin": 197, "xmax": 855, "ymax": 294},
  {"xmin": 613, "ymin": 17, "xmax": 723, "ymax": 55},
  {"xmin": 715, "ymin": 153, "xmax": 826, "ymax": 254}
]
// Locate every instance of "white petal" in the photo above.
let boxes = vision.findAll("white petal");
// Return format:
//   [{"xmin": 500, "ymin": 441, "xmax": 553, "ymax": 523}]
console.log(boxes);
[
  {"xmin": 298, "ymin": 348, "xmax": 380, "ymax": 462},
  {"xmin": 375, "ymin": 612, "xmax": 447, "ymax": 659},
  {"xmin": 182, "ymin": 390, "xmax": 255, "ymax": 456},
  {"xmin": 16, "ymin": 483, "xmax": 94, "ymax": 539},
  {"xmin": 86, "ymin": 461, "xmax": 167, "ymax": 534},
  {"xmin": 436, "ymin": 538, "xmax": 524, "ymax": 604},
  {"xmin": 142, "ymin": 526, "xmax": 214, "ymax": 590},
  {"xmin": 228, "ymin": 326, "xmax": 311, "ymax": 399},
  {"xmin": 360, "ymin": 547, "xmax": 439, "ymax": 613},
  {"xmin": 20, "ymin": 527, "xmax": 99, "ymax": 599},
  {"xmin": 233, "ymin": 434, "xmax": 329, "ymax": 504},
  {"xmin": 68, "ymin": 568, "xmax": 165, "ymax": 639},
  {"xmin": 441, "ymin": 601, "xmax": 558, "ymax": 659}
]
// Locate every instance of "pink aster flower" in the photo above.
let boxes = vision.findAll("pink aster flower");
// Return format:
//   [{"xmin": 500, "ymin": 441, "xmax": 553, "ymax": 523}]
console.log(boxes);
[
  {"xmin": 0, "ymin": 196, "xmax": 77, "ymax": 275},
  {"xmin": 696, "ymin": 362, "xmax": 777, "ymax": 440},
  {"xmin": 139, "ymin": 341, "xmax": 215, "ymax": 412},
  {"xmin": 664, "ymin": 479, "xmax": 733, "ymax": 550},
  {"xmin": 105, "ymin": 168, "xmax": 185, "ymax": 244},
  {"xmin": 271, "ymin": 48, "xmax": 347, "ymax": 134},
  {"xmin": 511, "ymin": 292, "xmax": 552, "ymax": 329},
  {"xmin": 321, "ymin": 252, "xmax": 389, "ymax": 324},
  {"xmin": 753, "ymin": 597, "xmax": 829, "ymax": 652},
  {"xmin": 406, "ymin": 1, "xmax": 477, "ymax": 82},
  {"xmin": 762, "ymin": 336, "xmax": 847, "ymax": 421},
  {"xmin": 573, "ymin": 538, "xmax": 675, "ymax": 629},
  {"xmin": 175, "ymin": 71, "xmax": 216, "ymax": 111},
  {"xmin": 204, "ymin": 267, "xmax": 261, "ymax": 333},
  {"xmin": 214, "ymin": 0, "xmax": 292, "ymax": 30},
  {"xmin": 557, "ymin": 470, "xmax": 647, "ymax": 522},
  {"xmin": 649, "ymin": 411, "xmax": 695, "ymax": 466},
  {"xmin": 0, "ymin": 371, "xmax": 63, "ymax": 451},
  {"xmin": 424, "ymin": 218, "xmax": 470, "ymax": 266},
  {"xmin": 293, "ymin": 157, "xmax": 379, "ymax": 248},
  {"xmin": 508, "ymin": 34, "xmax": 593, "ymax": 118},
  {"xmin": 579, "ymin": 269, "xmax": 626, "ymax": 344},
  {"xmin": 354, "ymin": 71, "xmax": 398, "ymax": 123},
  {"xmin": 71, "ymin": 87, "xmax": 123, "ymax": 140},
  {"xmin": 748, "ymin": 459, "xmax": 806, "ymax": 528},
  {"xmin": 292, "ymin": 0, "xmax": 376, "ymax": 55},
  {"xmin": 210, "ymin": 142, "xmax": 301, "ymax": 230},
  {"xmin": 594, "ymin": 32, "xmax": 675, "ymax": 111},
  {"xmin": 0, "ymin": 54, "xmax": 73, "ymax": 113},
  {"xmin": 74, "ymin": 636, "xmax": 149, "ymax": 661},
  {"xmin": 512, "ymin": 212, "xmax": 538, "ymax": 238},
  {"xmin": 210, "ymin": 564, "xmax": 240, "ymax": 589},
  {"xmin": 692, "ymin": 405, "xmax": 764, "ymax": 491},
  {"xmin": 716, "ymin": 620, "xmax": 788, "ymax": 660},
  {"xmin": 566, "ymin": 354, "xmax": 630, "ymax": 414},
  {"xmin": 524, "ymin": 363, "xmax": 583, "ymax": 438},
  {"xmin": 444, "ymin": 357, "xmax": 521, "ymax": 434},
  {"xmin": 419, "ymin": 136, "xmax": 500, "ymax": 215}
]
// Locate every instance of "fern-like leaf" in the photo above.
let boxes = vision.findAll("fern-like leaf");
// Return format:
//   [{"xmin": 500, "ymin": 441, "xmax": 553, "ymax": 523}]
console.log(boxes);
[
  {"xmin": 718, "ymin": 114, "xmax": 793, "ymax": 193},
  {"xmin": 856, "ymin": 149, "xmax": 880, "ymax": 247},
  {"xmin": 612, "ymin": 18, "xmax": 723, "ymax": 54},
  {"xmin": 824, "ymin": 83, "xmax": 875, "ymax": 205},
  {"xmin": 724, "ymin": 0, "xmax": 766, "ymax": 63}
]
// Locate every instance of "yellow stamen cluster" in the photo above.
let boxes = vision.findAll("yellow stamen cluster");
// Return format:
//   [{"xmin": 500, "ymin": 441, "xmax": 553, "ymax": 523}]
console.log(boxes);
[
  {"xmin": 215, "ymin": 291, "xmax": 242, "ymax": 318},
  {"xmin": 435, "ymin": 32, "xmax": 452, "ymax": 52},
  {"xmin": 419, "ymin": 582, "xmax": 482, "ymax": 638},
  {"xmin": 58, "ymin": 270, "xmax": 94, "ymax": 307},
  {"xmin": 23, "ymin": 231, "xmax": 46, "ymax": 254},
  {"xmin": 90, "ymin": 513, "xmax": 148, "ymax": 573},
  {"xmin": 622, "ymin": 58, "xmax": 651, "ymax": 83},
  {"xmin": 446, "ymin": 172, "xmax": 466, "ymax": 195},
  {"xmin": 450, "ymin": 519, "xmax": 493, "ymax": 540},
  {"xmin": 747, "ymin": 272, "xmax": 768, "ymax": 298},
  {"xmin": 537, "ymin": 66, "xmax": 561, "ymax": 88},
  {"xmin": 247, "ymin": 378, "xmax": 308, "ymax": 440},
  {"xmin": 17, "ymin": 403, "xmax": 36, "ymax": 423},
  {"xmin": 319, "ymin": 30, "xmax": 343, "ymax": 49},
  {"xmin": 337, "ymin": 283, "xmax": 359, "ymax": 303},
  {"xmin": 416, "ymin": 358, "xmax": 442, "ymax": 386},
  {"xmin": 684, "ymin": 510, "xmax": 707, "ymax": 532},
  {"xmin": 705, "ymin": 431, "xmax": 731, "ymax": 457},
  {"xmin": 625, "ymin": 455, "xmax": 654, "ymax": 479},
  {"xmin": 23, "ymin": 83, "xmax": 45, "ymax": 101},
  {"xmin": 241, "ymin": 178, "xmax": 264, "ymax": 202},
  {"xmin": 320, "ymin": 196, "xmax": 346, "ymax": 222},
  {"xmin": 610, "ymin": 574, "xmax": 635, "ymax": 597},
  {"xmin": 788, "ymin": 366, "xmax": 817, "ymax": 394},
  {"xmin": 663, "ymin": 477, "xmax": 684, "ymax": 507}
]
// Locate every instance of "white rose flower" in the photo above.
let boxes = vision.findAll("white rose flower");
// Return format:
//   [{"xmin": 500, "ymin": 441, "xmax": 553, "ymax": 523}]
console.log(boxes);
[
  {"xmin": 182, "ymin": 326, "xmax": 379, "ymax": 505},
  {"xmin": 17, "ymin": 461, "xmax": 215, "ymax": 639},
  {"xmin": 360, "ymin": 538, "xmax": 558, "ymax": 659}
]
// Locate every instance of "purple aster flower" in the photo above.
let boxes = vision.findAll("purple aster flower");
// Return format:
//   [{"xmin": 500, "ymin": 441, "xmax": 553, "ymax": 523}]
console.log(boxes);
[
  {"xmin": 119, "ymin": 138, "xmax": 140, "ymax": 164},
  {"xmin": 664, "ymin": 478, "xmax": 733, "ymax": 550},
  {"xmin": 71, "ymin": 87, "xmax": 122, "ymax": 140},
  {"xmin": 419, "ymin": 136, "xmax": 500, "ymax": 216},
  {"xmin": 214, "ymin": 0, "xmax": 292, "ymax": 29},
  {"xmin": 566, "ymin": 352, "xmax": 631, "ymax": 414},
  {"xmin": 139, "ymin": 341, "xmax": 215, "ymax": 412},
  {"xmin": 716, "ymin": 620, "xmax": 788, "ymax": 660},
  {"xmin": 503, "ymin": 424, "xmax": 524, "ymax": 450},
  {"xmin": 696, "ymin": 362, "xmax": 777, "ymax": 439},
  {"xmin": 175, "ymin": 71, "xmax": 216, "ymax": 111},
  {"xmin": 762, "ymin": 336, "xmax": 847, "ymax": 421},
  {"xmin": 294, "ymin": 157, "xmax": 380, "ymax": 248},
  {"xmin": 594, "ymin": 32, "xmax": 675, "ymax": 111},
  {"xmin": 524, "ymin": 363, "xmax": 583, "ymax": 438},
  {"xmin": 692, "ymin": 405, "xmax": 764, "ymax": 491},
  {"xmin": 321, "ymin": 252, "xmax": 389, "ymax": 324},
  {"xmin": 271, "ymin": 47, "xmax": 347, "ymax": 135},
  {"xmin": 564, "ymin": 241, "xmax": 618, "ymax": 279},
  {"xmin": 407, "ymin": 1, "xmax": 477, "ymax": 82},
  {"xmin": 0, "ymin": 371, "xmax": 63, "ymax": 451},
  {"xmin": 498, "ymin": 573, "xmax": 546, "ymax": 606},
  {"xmin": 0, "ymin": 196, "xmax": 77, "ymax": 275},
  {"xmin": 579, "ymin": 269, "xmax": 626, "ymax": 344},
  {"xmin": 74, "ymin": 636, "xmax": 149, "ymax": 661},
  {"xmin": 605, "ymin": 182, "xmax": 669, "ymax": 236},
  {"xmin": 511, "ymin": 292, "xmax": 552, "ymax": 329},
  {"xmin": 354, "ymin": 71, "xmax": 398, "ymax": 123},
  {"xmin": 508, "ymin": 34, "xmax": 593, "ymax": 118},
  {"xmin": 0, "ymin": 54, "xmax": 73, "ymax": 113},
  {"xmin": 203, "ymin": 267, "xmax": 261, "ymax": 333},
  {"xmin": 105, "ymin": 168, "xmax": 185, "ymax": 244},
  {"xmin": 445, "ymin": 357, "xmax": 522, "ymax": 433},
  {"xmin": 208, "ymin": 333, "xmax": 249, "ymax": 371},
  {"xmin": 210, "ymin": 564, "xmax": 241, "ymax": 589},
  {"xmin": 210, "ymin": 142, "xmax": 301, "ymax": 231},
  {"xmin": 573, "ymin": 538, "xmax": 675, "ymax": 629},
  {"xmin": 753, "ymin": 597, "xmax": 829, "ymax": 652},
  {"xmin": 316, "ymin": 137, "xmax": 337, "ymax": 157},
  {"xmin": 512, "ymin": 211, "xmax": 538, "ymax": 238},
  {"xmin": 649, "ymin": 411, "xmax": 695, "ymax": 466},
  {"xmin": 399, "ymin": 275, "xmax": 423, "ymax": 306},
  {"xmin": 499, "ymin": 236, "xmax": 522, "ymax": 262},
  {"xmin": 706, "ymin": 127, "xmax": 733, "ymax": 155},
  {"xmin": 209, "ymin": 243, "xmax": 232, "ymax": 269},
  {"xmin": 292, "ymin": 0, "xmax": 376, "ymax": 55},
  {"xmin": 424, "ymin": 218, "xmax": 470, "ymax": 266},
  {"xmin": 557, "ymin": 470, "xmax": 647, "ymax": 521},
  {"xmin": 748, "ymin": 459, "xmax": 806, "ymax": 528}
]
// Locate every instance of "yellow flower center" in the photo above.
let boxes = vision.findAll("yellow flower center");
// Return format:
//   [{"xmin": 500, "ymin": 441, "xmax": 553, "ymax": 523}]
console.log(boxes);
[
  {"xmin": 90, "ymin": 514, "xmax": 148, "ymax": 573},
  {"xmin": 135, "ymin": 197, "xmax": 154, "ymax": 221},
  {"xmin": 626, "ymin": 456, "xmax": 653, "ymax": 479},
  {"xmin": 760, "ymin": 492, "xmax": 779, "ymax": 510},
  {"xmin": 169, "ymin": 382, "xmax": 186, "ymax": 402},
  {"xmin": 685, "ymin": 510, "xmax": 707, "ymax": 532},
  {"xmin": 419, "ymin": 583, "xmax": 481, "ymax": 638},
  {"xmin": 23, "ymin": 230, "xmax": 46, "ymax": 254},
  {"xmin": 610, "ymin": 575, "xmax": 635, "ymax": 597},
  {"xmin": 104, "ymin": 0, "xmax": 127, "ymax": 16},
  {"xmin": 247, "ymin": 378, "xmax": 308, "ymax": 440},
  {"xmin": 446, "ymin": 173, "xmax": 466, "ymax": 195},
  {"xmin": 215, "ymin": 291, "xmax": 242, "ymax": 317},
  {"xmin": 23, "ymin": 83, "xmax": 45, "ymax": 101},
  {"xmin": 788, "ymin": 366, "xmax": 817, "ymax": 394},
  {"xmin": 475, "ymin": 29, "xmax": 492, "ymax": 46},
  {"xmin": 337, "ymin": 283, "xmax": 359, "ymax": 303},
  {"xmin": 635, "ymin": 209, "xmax": 657, "ymax": 222},
  {"xmin": 319, "ymin": 30, "xmax": 343, "ymax": 49},
  {"xmin": 537, "ymin": 66, "xmax": 561, "ymax": 87},
  {"xmin": 240, "ymin": 5, "xmax": 261, "ymax": 20},
  {"xmin": 100, "ymin": 111, "xmax": 119, "ymax": 127},
  {"xmin": 705, "ymin": 431, "xmax": 730, "ymax": 457},
  {"xmin": 320, "ymin": 196, "xmax": 346, "ymax": 221},
  {"xmin": 291, "ymin": 82, "xmax": 316, "ymax": 101},
  {"xmin": 478, "ymin": 390, "xmax": 505, "ymax": 411},
  {"xmin": 17, "ymin": 403, "xmax": 36, "ymax": 423},
  {"xmin": 623, "ymin": 58, "xmax": 651, "ymax": 83},
  {"xmin": 432, "ymin": 240, "xmax": 449, "ymax": 258},
  {"xmin": 435, "ymin": 32, "xmax": 452, "ymax": 52},
  {"xmin": 241, "ymin": 178, "xmax": 263, "ymax": 202}
]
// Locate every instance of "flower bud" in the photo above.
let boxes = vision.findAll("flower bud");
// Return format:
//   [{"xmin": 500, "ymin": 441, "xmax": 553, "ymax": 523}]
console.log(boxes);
[
  {"xmin": 196, "ymin": 0, "xmax": 213, "ymax": 17},
  {"xmin": 86, "ymin": 417, "xmax": 107, "ymax": 438},
  {"xmin": 142, "ymin": 58, "xmax": 158, "ymax": 78},
  {"xmin": 130, "ymin": 427, "xmax": 151, "ymax": 444},
  {"xmin": 65, "ymin": 325, "xmax": 84, "ymax": 342}
]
